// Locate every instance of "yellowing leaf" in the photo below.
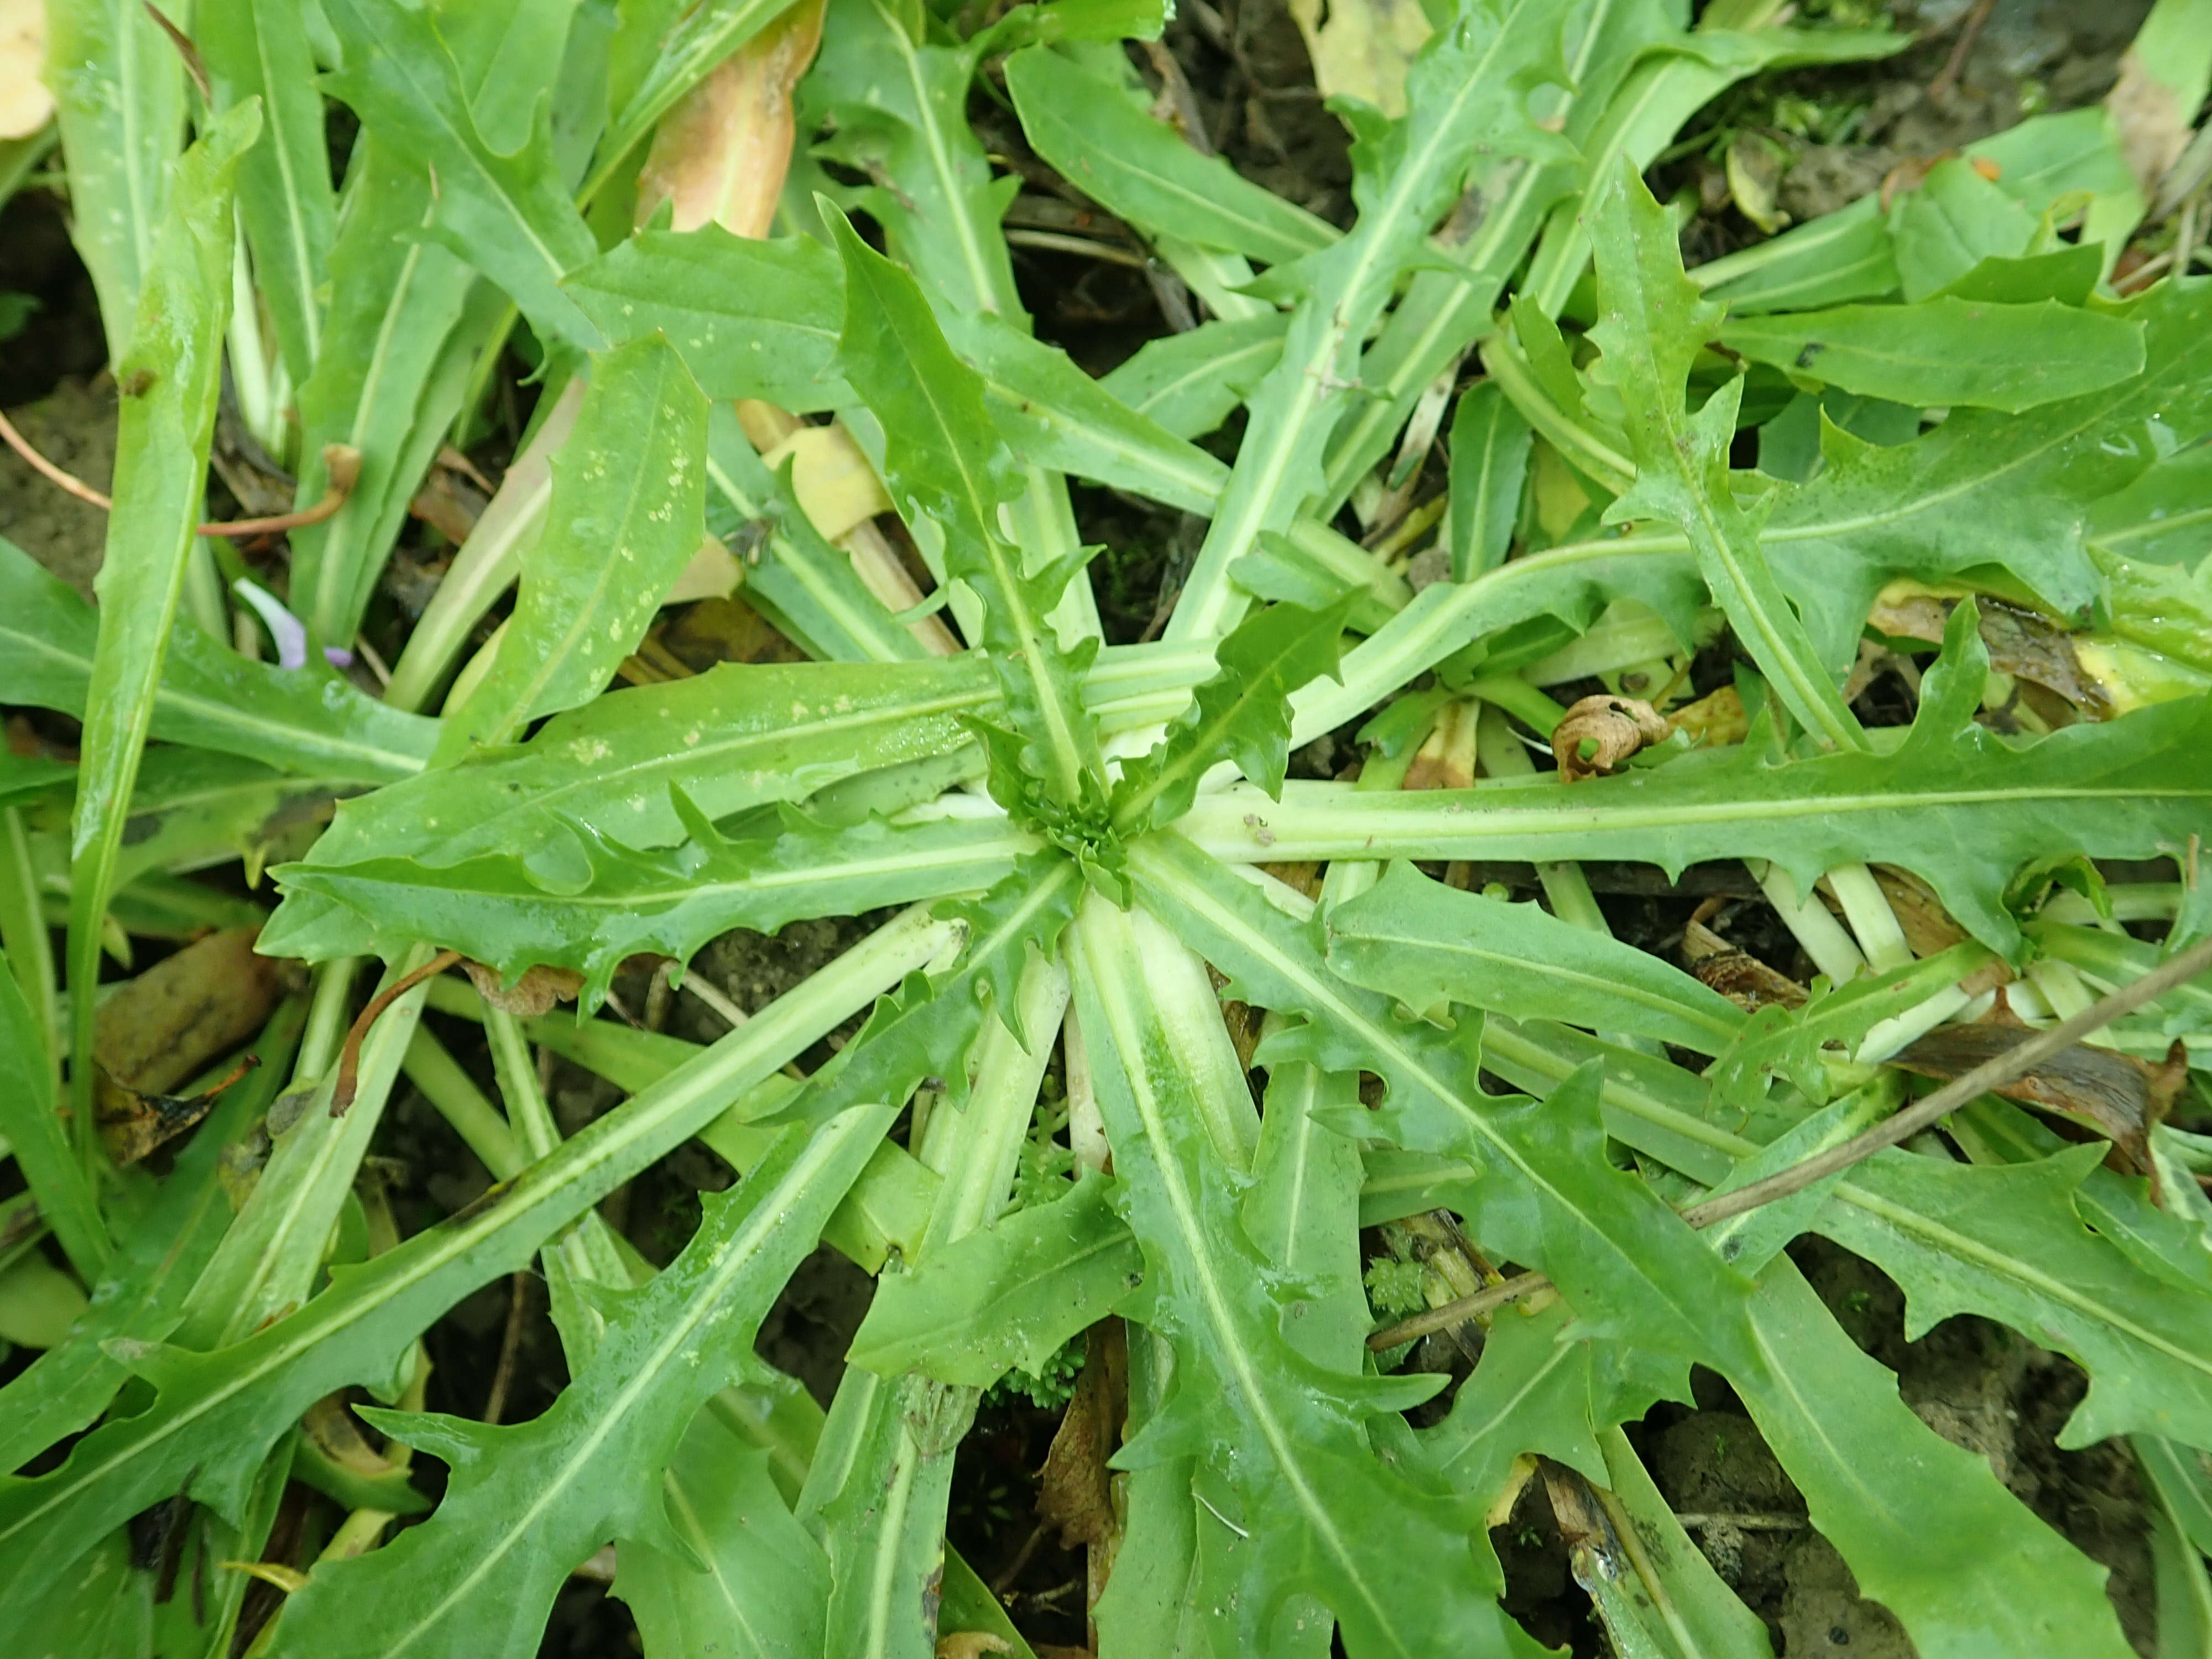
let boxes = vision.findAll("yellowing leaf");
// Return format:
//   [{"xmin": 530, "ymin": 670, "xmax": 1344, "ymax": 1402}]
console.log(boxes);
[
  {"xmin": 1286, "ymin": 0, "xmax": 1433, "ymax": 118},
  {"xmin": 0, "ymin": 0, "xmax": 50, "ymax": 139}
]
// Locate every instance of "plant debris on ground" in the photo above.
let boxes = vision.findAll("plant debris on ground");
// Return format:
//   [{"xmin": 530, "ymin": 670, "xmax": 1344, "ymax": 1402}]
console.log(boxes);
[{"xmin": 2, "ymin": 0, "xmax": 2212, "ymax": 1655}]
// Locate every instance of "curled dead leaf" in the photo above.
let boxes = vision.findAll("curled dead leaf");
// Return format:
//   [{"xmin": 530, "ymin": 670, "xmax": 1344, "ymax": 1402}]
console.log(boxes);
[
  {"xmin": 1668, "ymin": 684, "xmax": 1747, "ymax": 748},
  {"xmin": 1869, "ymin": 585, "xmax": 2107, "ymax": 717},
  {"xmin": 1552, "ymin": 695, "xmax": 1671, "ymax": 783},
  {"xmin": 462, "ymin": 960, "xmax": 586, "ymax": 1019},
  {"xmin": 935, "ymin": 1636, "xmax": 1013, "ymax": 1659},
  {"xmin": 96, "ymin": 1055, "xmax": 258, "ymax": 1166},
  {"xmin": 1039, "ymin": 1326, "xmax": 1126, "ymax": 1553}
]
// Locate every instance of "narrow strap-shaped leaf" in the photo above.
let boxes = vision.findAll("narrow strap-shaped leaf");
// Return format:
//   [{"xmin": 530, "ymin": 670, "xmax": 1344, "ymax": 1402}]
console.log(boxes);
[
  {"xmin": 285, "ymin": 144, "xmax": 491, "ymax": 644},
  {"xmin": 0, "ymin": 1003, "xmax": 287, "ymax": 1472},
  {"xmin": 199, "ymin": 0, "xmax": 340, "ymax": 382},
  {"xmin": 264, "ymin": 807, "xmax": 1041, "ymax": 1008},
  {"xmin": 1418, "ymin": 1298, "xmax": 1683, "ymax": 1510},
  {"xmin": 265, "ymin": 1105, "xmax": 891, "ymax": 1659},
  {"xmin": 565, "ymin": 225, "xmax": 852, "ymax": 409},
  {"xmin": 438, "ymin": 336, "xmax": 709, "ymax": 757},
  {"xmin": 1444, "ymin": 382, "xmax": 1533, "ymax": 581},
  {"xmin": 1819, "ymin": 1146, "xmax": 2212, "ymax": 1450},
  {"xmin": 762, "ymin": 851, "xmax": 1082, "ymax": 1131},
  {"xmin": 1167, "ymin": 0, "xmax": 1572, "ymax": 641},
  {"xmin": 64, "ymin": 102, "xmax": 259, "ymax": 1142},
  {"xmin": 1067, "ymin": 890, "xmax": 1542, "ymax": 1659},
  {"xmin": 848, "ymin": 1171, "xmax": 1142, "ymax": 1384},
  {"xmin": 805, "ymin": 0, "xmax": 1021, "ymax": 320},
  {"xmin": 1128, "ymin": 832, "xmax": 1761, "ymax": 1374},
  {"xmin": 1735, "ymin": 1258, "xmax": 2135, "ymax": 1659},
  {"xmin": 0, "ymin": 908, "xmax": 953, "ymax": 1589},
  {"xmin": 44, "ymin": 0, "xmax": 192, "ymax": 359},
  {"xmin": 303, "ymin": 656, "xmax": 992, "ymax": 878},
  {"xmin": 1005, "ymin": 45, "xmax": 1339, "ymax": 265},
  {"xmin": 1316, "ymin": 0, "xmax": 1692, "ymax": 512},
  {"xmin": 802, "ymin": 929, "xmax": 1075, "ymax": 1659},
  {"xmin": 0, "ymin": 948, "xmax": 108, "ymax": 1278},
  {"xmin": 827, "ymin": 208, "xmax": 1104, "ymax": 812},
  {"xmin": 0, "ymin": 539, "xmax": 439, "ymax": 784},
  {"xmin": 1100, "ymin": 312, "xmax": 1291, "ymax": 441},
  {"xmin": 321, "ymin": 0, "xmax": 603, "ymax": 349},
  {"xmin": 1721, "ymin": 295, "xmax": 2145, "ymax": 414},
  {"xmin": 1196, "ymin": 624, "xmax": 2212, "ymax": 958},
  {"xmin": 1324, "ymin": 862, "xmax": 1746, "ymax": 1055},
  {"xmin": 1587, "ymin": 161, "xmax": 1865, "ymax": 750}
]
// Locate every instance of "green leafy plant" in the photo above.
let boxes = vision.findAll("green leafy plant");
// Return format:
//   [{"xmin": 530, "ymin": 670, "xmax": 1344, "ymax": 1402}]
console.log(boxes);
[{"xmin": 4, "ymin": 0, "xmax": 2212, "ymax": 1654}]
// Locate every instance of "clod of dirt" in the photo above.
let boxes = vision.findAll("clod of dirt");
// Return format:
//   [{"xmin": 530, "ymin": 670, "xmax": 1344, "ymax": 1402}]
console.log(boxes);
[
  {"xmin": 685, "ymin": 915, "xmax": 879, "ymax": 1034},
  {"xmin": 0, "ymin": 377, "xmax": 113, "ymax": 596},
  {"xmin": 754, "ymin": 1244, "xmax": 875, "ymax": 1407},
  {"xmin": 1780, "ymin": 1531, "xmax": 1916, "ymax": 1658}
]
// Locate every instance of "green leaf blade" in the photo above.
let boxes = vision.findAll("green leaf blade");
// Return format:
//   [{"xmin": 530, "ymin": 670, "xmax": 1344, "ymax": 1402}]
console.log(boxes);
[
  {"xmin": 1325, "ymin": 862, "xmax": 1746, "ymax": 1055},
  {"xmin": 826, "ymin": 207, "xmax": 1103, "ymax": 811},
  {"xmin": 64, "ymin": 102, "xmax": 259, "ymax": 1143},
  {"xmin": 440, "ymin": 335, "xmax": 710, "ymax": 755},
  {"xmin": 267, "ymin": 1106, "xmax": 891, "ymax": 1659},
  {"xmin": 1588, "ymin": 161, "xmax": 1865, "ymax": 750},
  {"xmin": 1721, "ymin": 295, "xmax": 2146, "ymax": 414}
]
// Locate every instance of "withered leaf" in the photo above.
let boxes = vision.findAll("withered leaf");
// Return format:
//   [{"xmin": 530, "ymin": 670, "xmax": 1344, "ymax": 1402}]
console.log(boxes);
[
  {"xmin": 1552, "ymin": 695, "xmax": 1671, "ymax": 783},
  {"xmin": 95, "ymin": 1055, "xmax": 257, "ymax": 1167},
  {"xmin": 1892, "ymin": 1024, "xmax": 2180, "ymax": 1170},
  {"xmin": 1039, "ymin": 1324, "xmax": 1126, "ymax": 1553},
  {"xmin": 461, "ymin": 960, "xmax": 587, "ymax": 1019},
  {"xmin": 94, "ymin": 925, "xmax": 294, "ymax": 1094},
  {"xmin": 1683, "ymin": 918, "xmax": 1808, "ymax": 1010}
]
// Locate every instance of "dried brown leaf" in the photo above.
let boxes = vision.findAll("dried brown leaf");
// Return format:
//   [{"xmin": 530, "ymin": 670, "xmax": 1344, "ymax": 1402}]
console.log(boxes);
[
  {"xmin": 1552, "ymin": 695, "xmax": 1671, "ymax": 783},
  {"xmin": 2109, "ymin": 48, "xmax": 2193, "ymax": 199},
  {"xmin": 461, "ymin": 961, "xmax": 586, "ymax": 1019},
  {"xmin": 94, "ymin": 925, "xmax": 294, "ymax": 1094},
  {"xmin": 1891, "ymin": 1024, "xmax": 2174, "ymax": 1170},
  {"xmin": 96, "ymin": 1055, "xmax": 258, "ymax": 1166},
  {"xmin": 1683, "ymin": 919, "xmax": 1808, "ymax": 1010},
  {"xmin": 1869, "ymin": 586, "xmax": 2106, "ymax": 715},
  {"xmin": 1039, "ymin": 1326, "xmax": 1126, "ymax": 1554},
  {"xmin": 658, "ymin": 593, "xmax": 807, "ymax": 670},
  {"xmin": 1405, "ymin": 699, "xmax": 1478, "ymax": 790},
  {"xmin": 1668, "ymin": 684, "xmax": 1747, "ymax": 748},
  {"xmin": 635, "ymin": 0, "xmax": 826, "ymax": 237},
  {"xmin": 0, "ymin": 0, "xmax": 51, "ymax": 139}
]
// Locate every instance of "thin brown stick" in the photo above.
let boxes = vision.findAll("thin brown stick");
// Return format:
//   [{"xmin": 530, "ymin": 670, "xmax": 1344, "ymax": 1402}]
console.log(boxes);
[
  {"xmin": 1368, "ymin": 933, "xmax": 2212, "ymax": 1350},
  {"xmin": 331, "ymin": 950, "xmax": 463, "ymax": 1117},
  {"xmin": 1928, "ymin": 0, "xmax": 1997, "ymax": 103},
  {"xmin": 1004, "ymin": 228, "xmax": 1151, "ymax": 269},
  {"xmin": 0, "ymin": 405, "xmax": 112, "ymax": 509},
  {"xmin": 0, "ymin": 406, "xmax": 361, "ymax": 538},
  {"xmin": 1368, "ymin": 1270, "xmax": 1548, "ymax": 1349},
  {"xmin": 482, "ymin": 1269, "xmax": 532, "ymax": 1426}
]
